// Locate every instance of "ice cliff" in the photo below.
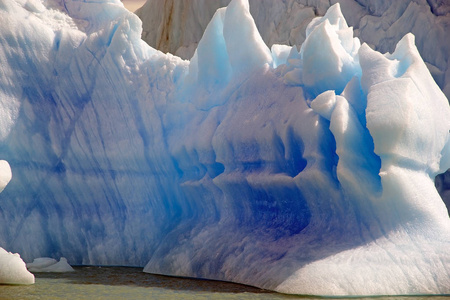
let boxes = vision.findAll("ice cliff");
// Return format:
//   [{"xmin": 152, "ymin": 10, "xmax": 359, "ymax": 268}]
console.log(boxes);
[{"xmin": 0, "ymin": 0, "xmax": 449, "ymax": 296}]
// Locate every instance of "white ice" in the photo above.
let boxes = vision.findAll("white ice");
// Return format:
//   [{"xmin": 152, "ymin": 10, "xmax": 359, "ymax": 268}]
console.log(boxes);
[
  {"xmin": 0, "ymin": 247, "xmax": 35, "ymax": 285},
  {"xmin": 0, "ymin": 161, "xmax": 34, "ymax": 284},
  {"xmin": 27, "ymin": 257, "xmax": 75, "ymax": 273},
  {"xmin": 0, "ymin": 160, "xmax": 11, "ymax": 193}
]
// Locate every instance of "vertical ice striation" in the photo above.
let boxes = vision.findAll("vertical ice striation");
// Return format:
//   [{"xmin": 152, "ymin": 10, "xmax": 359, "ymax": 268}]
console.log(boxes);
[{"xmin": 0, "ymin": 0, "xmax": 449, "ymax": 296}]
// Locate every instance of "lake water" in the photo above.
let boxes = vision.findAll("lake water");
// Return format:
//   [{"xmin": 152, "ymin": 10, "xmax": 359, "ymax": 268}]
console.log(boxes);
[{"xmin": 0, "ymin": 267, "xmax": 447, "ymax": 300}]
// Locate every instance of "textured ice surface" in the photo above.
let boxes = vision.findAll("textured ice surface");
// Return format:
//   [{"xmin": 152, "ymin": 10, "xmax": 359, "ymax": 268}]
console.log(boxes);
[
  {"xmin": 0, "ymin": 0, "xmax": 449, "ymax": 296},
  {"xmin": 136, "ymin": 0, "xmax": 450, "ymax": 108},
  {"xmin": 137, "ymin": 0, "xmax": 450, "ymax": 207}
]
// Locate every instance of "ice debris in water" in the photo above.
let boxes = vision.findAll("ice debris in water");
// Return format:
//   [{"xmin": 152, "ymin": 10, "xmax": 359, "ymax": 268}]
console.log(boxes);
[{"xmin": 27, "ymin": 257, "xmax": 75, "ymax": 273}]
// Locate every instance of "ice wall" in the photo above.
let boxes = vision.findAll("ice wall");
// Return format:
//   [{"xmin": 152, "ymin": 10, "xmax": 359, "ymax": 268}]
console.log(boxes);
[{"xmin": 0, "ymin": 0, "xmax": 449, "ymax": 296}]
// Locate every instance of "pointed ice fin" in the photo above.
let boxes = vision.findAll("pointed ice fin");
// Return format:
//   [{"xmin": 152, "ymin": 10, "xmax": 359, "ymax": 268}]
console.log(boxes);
[
  {"xmin": 223, "ymin": 0, "xmax": 272, "ymax": 77},
  {"xmin": 300, "ymin": 3, "xmax": 360, "ymax": 97},
  {"xmin": 305, "ymin": 3, "xmax": 349, "ymax": 36},
  {"xmin": 188, "ymin": 8, "xmax": 231, "ymax": 89}
]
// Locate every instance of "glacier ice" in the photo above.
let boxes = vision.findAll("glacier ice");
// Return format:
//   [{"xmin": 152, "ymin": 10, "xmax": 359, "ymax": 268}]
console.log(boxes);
[{"xmin": 0, "ymin": 0, "xmax": 449, "ymax": 296}]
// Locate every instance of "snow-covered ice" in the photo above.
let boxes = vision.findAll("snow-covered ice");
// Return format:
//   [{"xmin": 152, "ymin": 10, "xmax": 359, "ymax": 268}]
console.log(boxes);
[{"xmin": 0, "ymin": 0, "xmax": 449, "ymax": 296}]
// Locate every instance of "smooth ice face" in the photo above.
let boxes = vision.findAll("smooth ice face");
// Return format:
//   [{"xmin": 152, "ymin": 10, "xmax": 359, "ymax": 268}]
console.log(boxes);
[{"xmin": 0, "ymin": 0, "xmax": 449, "ymax": 296}]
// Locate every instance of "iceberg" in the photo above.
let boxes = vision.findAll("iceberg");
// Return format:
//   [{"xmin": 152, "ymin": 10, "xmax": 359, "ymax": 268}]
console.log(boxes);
[
  {"xmin": 27, "ymin": 257, "xmax": 75, "ymax": 273},
  {"xmin": 0, "ymin": 0, "xmax": 449, "ymax": 296}
]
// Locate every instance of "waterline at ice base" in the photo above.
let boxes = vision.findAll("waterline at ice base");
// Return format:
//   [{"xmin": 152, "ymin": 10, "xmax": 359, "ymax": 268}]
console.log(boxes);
[{"xmin": 0, "ymin": 0, "xmax": 449, "ymax": 296}]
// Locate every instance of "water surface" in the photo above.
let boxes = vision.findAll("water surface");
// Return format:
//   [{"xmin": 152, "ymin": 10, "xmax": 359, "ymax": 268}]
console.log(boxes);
[{"xmin": 0, "ymin": 267, "xmax": 447, "ymax": 300}]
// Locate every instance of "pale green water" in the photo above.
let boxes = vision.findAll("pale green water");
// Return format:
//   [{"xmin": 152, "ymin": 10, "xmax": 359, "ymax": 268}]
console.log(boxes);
[{"xmin": 0, "ymin": 267, "xmax": 447, "ymax": 300}]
